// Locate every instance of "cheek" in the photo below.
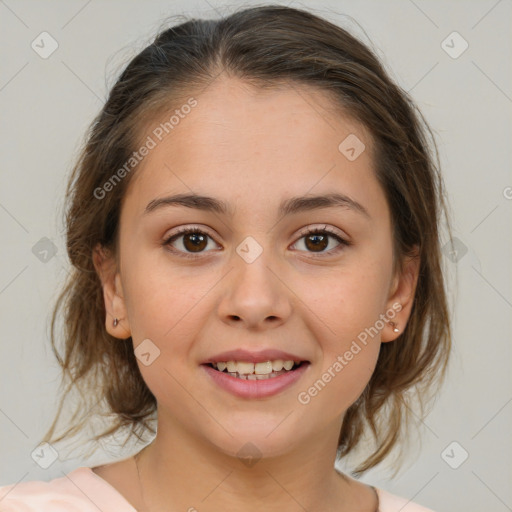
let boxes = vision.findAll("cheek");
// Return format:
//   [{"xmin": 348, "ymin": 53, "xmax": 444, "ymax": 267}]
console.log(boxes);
[
  {"xmin": 300, "ymin": 258, "xmax": 390, "ymax": 345},
  {"xmin": 298, "ymin": 314, "xmax": 381, "ymax": 420},
  {"xmin": 295, "ymin": 260, "xmax": 388, "ymax": 410},
  {"xmin": 121, "ymin": 248, "xmax": 216, "ymax": 342},
  {"xmin": 303, "ymin": 349, "xmax": 379, "ymax": 422}
]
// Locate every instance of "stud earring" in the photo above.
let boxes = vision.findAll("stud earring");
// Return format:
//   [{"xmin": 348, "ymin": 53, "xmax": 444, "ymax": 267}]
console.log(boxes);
[
  {"xmin": 389, "ymin": 321, "xmax": 399, "ymax": 333},
  {"xmin": 113, "ymin": 318, "xmax": 119, "ymax": 327}
]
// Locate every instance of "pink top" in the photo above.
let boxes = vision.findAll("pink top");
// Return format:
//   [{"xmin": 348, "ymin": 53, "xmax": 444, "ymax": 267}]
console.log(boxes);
[{"xmin": 0, "ymin": 467, "xmax": 435, "ymax": 512}]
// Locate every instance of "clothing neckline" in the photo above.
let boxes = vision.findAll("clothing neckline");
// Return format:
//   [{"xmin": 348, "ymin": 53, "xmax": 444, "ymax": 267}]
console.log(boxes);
[
  {"xmin": 75, "ymin": 465, "xmax": 384, "ymax": 512},
  {"xmin": 71, "ymin": 466, "xmax": 138, "ymax": 511}
]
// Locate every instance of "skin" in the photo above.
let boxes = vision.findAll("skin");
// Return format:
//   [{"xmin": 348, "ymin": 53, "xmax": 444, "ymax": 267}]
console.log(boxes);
[{"xmin": 92, "ymin": 76, "xmax": 419, "ymax": 512}]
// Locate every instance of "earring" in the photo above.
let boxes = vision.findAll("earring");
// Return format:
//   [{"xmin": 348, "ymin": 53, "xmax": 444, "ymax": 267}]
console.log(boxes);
[
  {"xmin": 113, "ymin": 318, "xmax": 119, "ymax": 327},
  {"xmin": 389, "ymin": 321, "xmax": 399, "ymax": 333}
]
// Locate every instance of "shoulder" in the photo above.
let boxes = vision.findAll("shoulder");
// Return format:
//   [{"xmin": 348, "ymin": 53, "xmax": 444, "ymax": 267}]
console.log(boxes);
[
  {"xmin": 376, "ymin": 487, "xmax": 436, "ymax": 512},
  {"xmin": 0, "ymin": 468, "xmax": 98, "ymax": 512},
  {"xmin": 0, "ymin": 467, "xmax": 136, "ymax": 512}
]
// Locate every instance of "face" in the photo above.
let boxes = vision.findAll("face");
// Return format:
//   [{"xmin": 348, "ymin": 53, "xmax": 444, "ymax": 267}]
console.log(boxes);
[{"xmin": 95, "ymin": 77, "xmax": 418, "ymax": 460}]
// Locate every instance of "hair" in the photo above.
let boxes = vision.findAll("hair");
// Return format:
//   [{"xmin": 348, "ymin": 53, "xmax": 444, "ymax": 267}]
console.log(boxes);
[{"xmin": 42, "ymin": 4, "xmax": 453, "ymax": 476}]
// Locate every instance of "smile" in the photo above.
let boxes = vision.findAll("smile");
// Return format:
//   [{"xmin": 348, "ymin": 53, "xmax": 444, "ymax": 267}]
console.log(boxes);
[{"xmin": 201, "ymin": 361, "xmax": 310, "ymax": 398}]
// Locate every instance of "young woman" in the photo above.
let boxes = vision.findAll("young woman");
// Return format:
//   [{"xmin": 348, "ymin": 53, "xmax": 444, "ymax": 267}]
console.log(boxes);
[{"xmin": 0, "ymin": 5, "xmax": 452, "ymax": 511}]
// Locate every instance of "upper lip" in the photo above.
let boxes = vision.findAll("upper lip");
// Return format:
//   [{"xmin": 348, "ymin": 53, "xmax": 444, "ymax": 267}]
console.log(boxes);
[{"xmin": 202, "ymin": 349, "xmax": 309, "ymax": 364}]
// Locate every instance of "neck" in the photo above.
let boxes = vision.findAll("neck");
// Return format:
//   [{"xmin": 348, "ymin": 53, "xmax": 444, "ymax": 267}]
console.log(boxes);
[{"xmin": 133, "ymin": 413, "xmax": 374, "ymax": 512}]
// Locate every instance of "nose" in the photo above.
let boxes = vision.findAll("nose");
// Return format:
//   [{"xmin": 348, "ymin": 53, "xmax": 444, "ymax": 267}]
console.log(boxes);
[{"xmin": 216, "ymin": 248, "xmax": 292, "ymax": 331}]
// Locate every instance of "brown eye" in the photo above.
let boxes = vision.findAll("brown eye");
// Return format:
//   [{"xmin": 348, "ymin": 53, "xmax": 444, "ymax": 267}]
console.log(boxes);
[
  {"xmin": 291, "ymin": 227, "xmax": 349, "ymax": 255},
  {"xmin": 182, "ymin": 232, "xmax": 208, "ymax": 252},
  {"xmin": 304, "ymin": 233, "xmax": 329, "ymax": 252},
  {"xmin": 164, "ymin": 228, "xmax": 219, "ymax": 258}
]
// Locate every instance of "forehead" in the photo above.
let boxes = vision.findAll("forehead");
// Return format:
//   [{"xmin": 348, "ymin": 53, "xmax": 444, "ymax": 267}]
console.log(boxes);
[
  {"xmin": 123, "ymin": 76, "xmax": 387, "ymax": 223},
  {"xmin": 167, "ymin": 77, "xmax": 370, "ymax": 160}
]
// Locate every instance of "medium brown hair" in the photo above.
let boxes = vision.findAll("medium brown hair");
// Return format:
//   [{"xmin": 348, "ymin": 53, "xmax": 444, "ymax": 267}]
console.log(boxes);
[{"xmin": 42, "ymin": 4, "xmax": 453, "ymax": 475}]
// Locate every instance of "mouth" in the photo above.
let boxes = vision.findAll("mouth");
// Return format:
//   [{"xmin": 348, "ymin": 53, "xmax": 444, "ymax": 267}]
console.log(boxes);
[
  {"xmin": 200, "ymin": 359, "xmax": 311, "ymax": 399},
  {"xmin": 203, "ymin": 360, "xmax": 309, "ymax": 380}
]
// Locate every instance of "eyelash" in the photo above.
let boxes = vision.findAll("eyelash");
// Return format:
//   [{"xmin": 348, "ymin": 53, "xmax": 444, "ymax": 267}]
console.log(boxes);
[{"xmin": 162, "ymin": 225, "xmax": 350, "ymax": 260}]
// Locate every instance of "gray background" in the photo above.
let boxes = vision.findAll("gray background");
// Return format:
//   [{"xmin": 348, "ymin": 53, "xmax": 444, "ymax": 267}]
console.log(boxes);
[{"xmin": 1, "ymin": 1, "xmax": 511, "ymax": 511}]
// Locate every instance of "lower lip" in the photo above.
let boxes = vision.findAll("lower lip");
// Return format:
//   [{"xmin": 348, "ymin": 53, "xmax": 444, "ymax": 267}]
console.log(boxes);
[{"xmin": 201, "ymin": 363, "xmax": 310, "ymax": 399}]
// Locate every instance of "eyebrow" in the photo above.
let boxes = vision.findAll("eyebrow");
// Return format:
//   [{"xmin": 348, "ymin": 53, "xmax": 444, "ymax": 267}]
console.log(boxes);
[{"xmin": 144, "ymin": 192, "xmax": 370, "ymax": 219}]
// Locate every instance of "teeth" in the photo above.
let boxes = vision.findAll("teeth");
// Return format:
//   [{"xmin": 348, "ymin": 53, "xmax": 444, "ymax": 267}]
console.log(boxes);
[
  {"xmin": 229, "ymin": 370, "xmax": 288, "ymax": 380},
  {"xmin": 255, "ymin": 361, "xmax": 272, "ymax": 374},
  {"xmin": 211, "ymin": 359, "xmax": 301, "ymax": 375},
  {"xmin": 237, "ymin": 362, "xmax": 255, "ymax": 374},
  {"xmin": 272, "ymin": 359, "xmax": 284, "ymax": 372}
]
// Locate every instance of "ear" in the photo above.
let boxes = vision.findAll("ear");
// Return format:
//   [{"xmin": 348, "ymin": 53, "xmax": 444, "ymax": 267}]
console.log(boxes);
[
  {"xmin": 92, "ymin": 243, "xmax": 131, "ymax": 339},
  {"xmin": 381, "ymin": 245, "xmax": 420, "ymax": 343}
]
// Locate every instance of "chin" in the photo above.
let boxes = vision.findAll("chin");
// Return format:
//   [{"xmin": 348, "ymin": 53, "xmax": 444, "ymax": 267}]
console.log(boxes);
[{"xmin": 204, "ymin": 422, "xmax": 304, "ymax": 463}]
